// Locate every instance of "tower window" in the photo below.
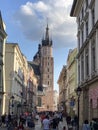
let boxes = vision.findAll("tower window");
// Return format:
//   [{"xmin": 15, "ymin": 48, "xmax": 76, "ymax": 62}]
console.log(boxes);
[
  {"xmin": 48, "ymin": 68, "xmax": 49, "ymax": 72},
  {"xmin": 48, "ymin": 81, "xmax": 49, "ymax": 85}
]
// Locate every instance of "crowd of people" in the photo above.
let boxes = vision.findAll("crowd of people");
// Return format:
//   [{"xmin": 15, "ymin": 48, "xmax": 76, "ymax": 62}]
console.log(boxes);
[
  {"xmin": 0, "ymin": 112, "xmax": 35, "ymax": 130},
  {"xmin": 0, "ymin": 111, "xmax": 98, "ymax": 130}
]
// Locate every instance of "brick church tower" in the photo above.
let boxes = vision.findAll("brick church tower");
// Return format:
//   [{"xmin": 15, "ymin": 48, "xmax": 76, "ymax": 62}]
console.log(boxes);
[{"xmin": 32, "ymin": 24, "xmax": 54, "ymax": 111}]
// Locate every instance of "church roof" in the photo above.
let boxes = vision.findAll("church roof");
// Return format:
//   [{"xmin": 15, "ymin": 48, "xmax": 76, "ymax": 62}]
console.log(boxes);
[{"xmin": 28, "ymin": 61, "xmax": 40, "ymax": 76}]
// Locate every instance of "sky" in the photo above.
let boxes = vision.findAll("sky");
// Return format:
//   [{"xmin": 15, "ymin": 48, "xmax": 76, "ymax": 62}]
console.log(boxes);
[{"xmin": 0, "ymin": 0, "xmax": 77, "ymax": 92}]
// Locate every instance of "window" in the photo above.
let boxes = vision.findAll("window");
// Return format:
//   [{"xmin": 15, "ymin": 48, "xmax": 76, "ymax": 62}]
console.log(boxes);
[
  {"xmin": 78, "ymin": 17, "xmax": 80, "ymax": 27},
  {"xmin": 47, "ymin": 68, "xmax": 49, "ymax": 72},
  {"xmin": 82, "ymin": 7, "xmax": 84, "ymax": 19},
  {"xmin": 0, "ymin": 40, "xmax": 3, "ymax": 53},
  {"xmin": 81, "ymin": 54, "xmax": 84, "ymax": 81},
  {"xmin": 38, "ymin": 97, "xmax": 41, "ymax": 107},
  {"xmin": 78, "ymin": 33, "xmax": 80, "ymax": 49},
  {"xmin": 91, "ymin": 7, "xmax": 95, "ymax": 27},
  {"xmin": 91, "ymin": 36, "xmax": 96, "ymax": 72},
  {"xmin": 0, "ymin": 69, "xmax": 2, "ymax": 91},
  {"xmin": 86, "ymin": 20, "xmax": 88, "ymax": 37},
  {"xmin": 90, "ymin": 99, "xmax": 93, "ymax": 120},
  {"xmin": 48, "ymin": 81, "xmax": 49, "ymax": 85},
  {"xmin": 81, "ymin": 28, "xmax": 84, "ymax": 45},
  {"xmin": 85, "ymin": 0, "xmax": 88, "ymax": 9},
  {"xmin": 85, "ymin": 46, "xmax": 89, "ymax": 76},
  {"xmin": 78, "ymin": 60, "xmax": 80, "ymax": 83}
]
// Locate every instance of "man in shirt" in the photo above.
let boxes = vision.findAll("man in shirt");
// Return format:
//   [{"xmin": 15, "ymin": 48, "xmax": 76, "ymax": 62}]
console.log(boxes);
[{"xmin": 42, "ymin": 115, "xmax": 50, "ymax": 130}]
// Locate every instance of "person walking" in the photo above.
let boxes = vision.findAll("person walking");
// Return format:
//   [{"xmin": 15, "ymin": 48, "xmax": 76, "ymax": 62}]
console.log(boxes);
[
  {"xmin": 52, "ymin": 118, "xmax": 58, "ymax": 130},
  {"xmin": 82, "ymin": 120, "xmax": 91, "ymax": 130},
  {"xmin": 58, "ymin": 118, "xmax": 68, "ymax": 130},
  {"xmin": 42, "ymin": 115, "xmax": 50, "ymax": 130},
  {"xmin": 17, "ymin": 121, "xmax": 24, "ymax": 130}
]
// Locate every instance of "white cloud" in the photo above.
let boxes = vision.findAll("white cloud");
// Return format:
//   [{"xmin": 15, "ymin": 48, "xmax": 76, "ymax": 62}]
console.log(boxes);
[{"xmin": 14, "ymin": 0, "xmax": 77, "ymax": 49}]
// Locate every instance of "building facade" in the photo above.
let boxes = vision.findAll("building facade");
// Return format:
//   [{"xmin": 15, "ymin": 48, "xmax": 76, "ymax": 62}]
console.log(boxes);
[
  {"xmin": 0, "ymin": 12, "xmax": 7, "ymax": 115},
  {"xmin": 66, "ymin": 48, "xmax": 77, "ymax": 117},
  {"xmin": 57, "ymin": 65, "xmax": 67, "ymax": 112},
  {"xmin": 5, "ymin": 43, "xmax": 28, "ymax": 115},
  {"xmin": 27, "ymin": 63, "xmax": 38, "ymax": 113},
  {"xmin": 53, "ymin": 90, "xmax": 59, "ymax": 111},
  {"xmin": 57, "ymin": 48, "xmax": 77, "ymax": 117},
  {"xmin": 70, "ymin": 0, "xmax": 98, "ymax": 123}
]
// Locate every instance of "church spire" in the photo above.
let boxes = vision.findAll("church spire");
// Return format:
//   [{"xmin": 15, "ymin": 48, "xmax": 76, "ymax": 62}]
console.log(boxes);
[
  {"xmin": 45, "ymin": 23, "xmax": 49, "ymax": 42},
  {"xmin": 42, "ymin": 20, "xmax": 52, "ymax": 46}
]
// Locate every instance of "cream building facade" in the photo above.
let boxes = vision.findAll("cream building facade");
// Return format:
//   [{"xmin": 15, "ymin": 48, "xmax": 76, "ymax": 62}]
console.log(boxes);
[
  {"xmin": 53, "ymin": 90, "xmax": 59, "ymax": 111},
  {"xmin": 70, "ymin": 0, "xmax": 98, "ymax": 123},
  {"xmin": 27, "ymin": 63, "xmax": 38, "ymax": 113},
  {"xmin": 57, "ymin": 48, "xmax": 77, "ymax": 117},
  {"xmin": 66, "ymin": 48, "xmax": 77, "ymax": 117},
  {"xmin": 4, "ymin": 43, "xmax": 28, "ymax": 115},
  {"xmin": 57, "ymin": 65, "xmax": 67, "ymax": 112},
  {"xmin": 0, "ymin": 12, "xmax": 7, "ymax": 115}
]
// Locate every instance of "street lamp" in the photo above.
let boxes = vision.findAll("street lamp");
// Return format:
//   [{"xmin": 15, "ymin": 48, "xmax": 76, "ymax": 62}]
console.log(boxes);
[{"xmin": 75, "ymin": 86, "xmax": 82, "ymax": 130}]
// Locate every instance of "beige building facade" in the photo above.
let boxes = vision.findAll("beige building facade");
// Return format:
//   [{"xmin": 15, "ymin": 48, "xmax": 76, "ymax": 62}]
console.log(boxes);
[
  {"xmin": 0, "ymin": 12, "xmax": 7, "ymax": 115},
  {"xmin": 27, "ymin": 63, "xmax": 38, "ymax": 113},
  {"xmin": 66, "ymin": 48, "xmax": 77, "ymax": 117},
  {"xmin": 53, "ymin": 90, "xmax": 59, "ymax": 111},
  {"xmin": 57, "ymin": 65, "xmax": 67, "ymax": 112},
  {"xmin": 70, "ymin": 0, "xmax": 98, "ymax": 124},
  {"xmin": 4, "ymin": 43, "xmax": 28, "ymax": 115},
  {"xmin": 57, "ymin": 48, "xmax": 77, "ymax": 117}
]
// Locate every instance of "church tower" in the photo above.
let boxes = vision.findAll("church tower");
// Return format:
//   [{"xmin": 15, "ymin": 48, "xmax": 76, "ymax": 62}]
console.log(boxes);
[
  {"xmin": 41, "ymin": 24, "xmax": 53, "ymax": 91},
  {"xmin": 32, "ymin": 24, "xmax": 54, "ymax": 111},
  {"xmin": 40, "ymin": 24, "xmax": 54, "ymax": 111}
]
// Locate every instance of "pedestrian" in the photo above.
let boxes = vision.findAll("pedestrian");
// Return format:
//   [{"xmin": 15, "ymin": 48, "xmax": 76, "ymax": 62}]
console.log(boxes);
[
  {"xmin": 82, "ymin": 120, "xmax": 91, "ymax": 130},
  {"xmin": 90, "ymin": 118, "xmax": 98, "ymax": 130},
  {"xmin": 7, "ymin": 121, "xmax": 14, "ymax": 130},
  {"xmin": 17, "ymin": 121, "xmax": 24, "ymax": 130},
  {"xmin": 63, "ymin": 126, "xmax": 66, "ymax": 130},
  {"xmin": 42, "ymin": 115, "xmax": 50, "ymax": 130},
  {"xmin": 58, "ymin": 118, "xmax": 68, "ymax": 130},
  {"xmin": 52, "ymin": 118, "xmax": 58, "ymax": 130}
]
